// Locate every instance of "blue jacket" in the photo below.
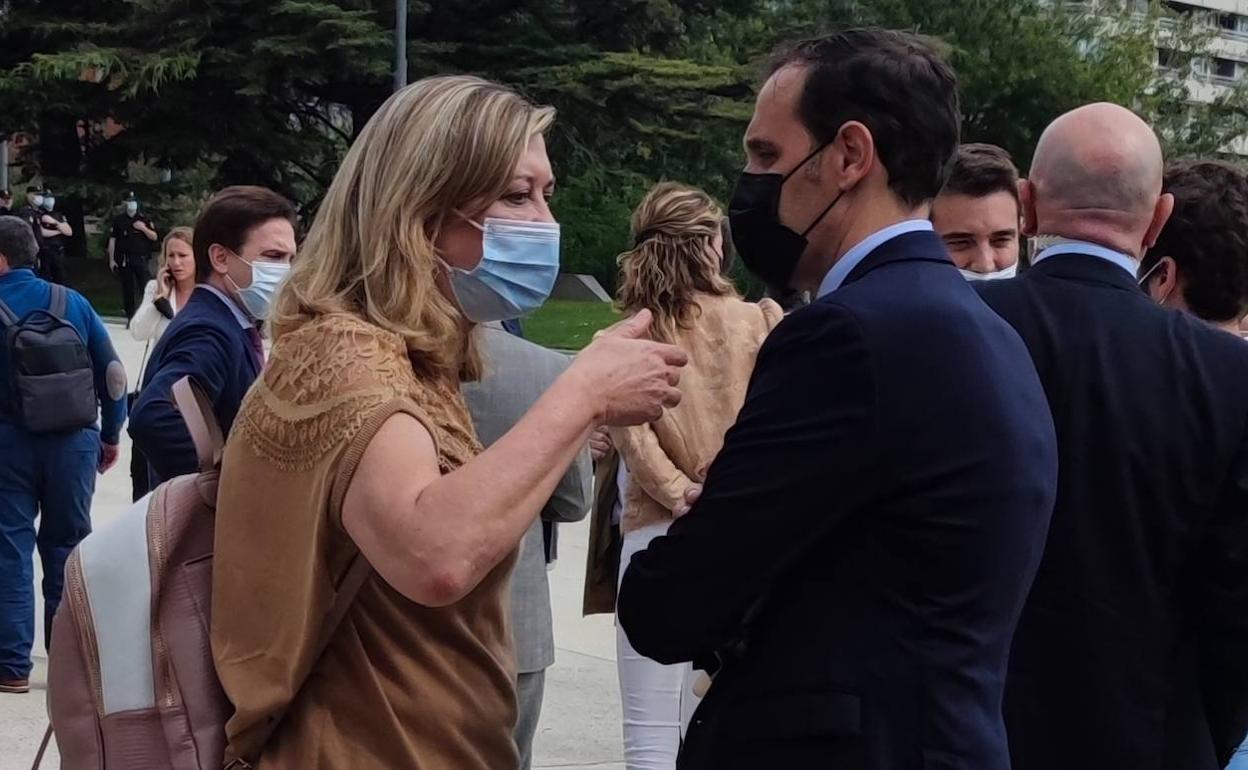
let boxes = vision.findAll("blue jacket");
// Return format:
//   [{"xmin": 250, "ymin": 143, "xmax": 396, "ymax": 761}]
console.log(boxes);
[
  {"xmin": 0, "ymin": 267, "xmax": 125, "ymax": 443},
  {"xmin": 129, "ymin": 286, "xmax": 261, "ymax": 491},
  {"xmin": 618, "ymin": 230, "xmax": 1059, "ymax": 770}
]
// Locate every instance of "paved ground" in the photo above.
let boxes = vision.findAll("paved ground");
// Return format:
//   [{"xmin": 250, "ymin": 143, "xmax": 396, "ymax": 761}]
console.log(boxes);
[{"xmin": 0, "ymin": 322, "xmax": 625, "ymax": 770}]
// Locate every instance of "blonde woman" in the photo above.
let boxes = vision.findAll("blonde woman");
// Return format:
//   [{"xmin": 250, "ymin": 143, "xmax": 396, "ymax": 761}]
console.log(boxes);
[
  {"xmin": 607, "ymin": 182, "xmax": 781, "ymax": 770},
  {"xmin": 130, "ymin": 227, "xmax": 195, "ymax": 342},
  {"xmin": 210, "ymin": 75, "xmax": 686, "ymax": 770},
  {"xmin": 127, "ymin": 226, "xmax": 194, "ymax": 500}
]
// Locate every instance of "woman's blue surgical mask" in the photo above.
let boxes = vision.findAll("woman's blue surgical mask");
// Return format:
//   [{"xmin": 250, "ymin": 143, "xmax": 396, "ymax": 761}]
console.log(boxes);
[
  {"xmin": 227, "ymin": 255, "xmax": 290, "ymax": 320},
  {"xmin": 444, "ymin": 216, "xmax": 560, "ymax": 323}
]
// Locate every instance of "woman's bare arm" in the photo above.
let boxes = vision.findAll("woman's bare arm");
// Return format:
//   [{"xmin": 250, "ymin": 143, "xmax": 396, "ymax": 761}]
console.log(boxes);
[{"xmin": 343, "ymin": 311, "xmax": 687, "ymax": 606}]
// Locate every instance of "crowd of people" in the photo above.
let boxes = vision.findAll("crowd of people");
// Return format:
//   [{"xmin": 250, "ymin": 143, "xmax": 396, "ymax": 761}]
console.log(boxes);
[{"xmin": 0, "ymin": 24, "xmax": 1246, "ymax": 770}]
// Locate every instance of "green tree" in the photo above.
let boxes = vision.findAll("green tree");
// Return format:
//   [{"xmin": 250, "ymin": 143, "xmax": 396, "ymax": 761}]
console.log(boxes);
[
  {"xmin": 0, "ymin": 0, "xmax": 393, "ymax": 243},
  {"xmin": 4, "ymin": 0, "xmax": 1246, "ymax": 285}
]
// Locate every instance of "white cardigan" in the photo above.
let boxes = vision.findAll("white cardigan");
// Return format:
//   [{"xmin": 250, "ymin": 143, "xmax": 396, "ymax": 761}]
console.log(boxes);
[{"xmin": 130, "ymin": 280, "xmax": 181, "ymax": 342}]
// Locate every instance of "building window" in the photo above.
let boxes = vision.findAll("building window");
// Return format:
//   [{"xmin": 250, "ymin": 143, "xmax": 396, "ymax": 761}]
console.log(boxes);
[
  {"xmin": 1158, "ymin": 47, "xmax": 1191, "ymax": 72},
  {"xmin": 1165, "ymin": 1, "xmax": 1201, "ymax": 17},
  {"xmin": 1217, "ymin": 12, "xmax": 1248, "ymax": 36},
  {"xmin": 1213, "ymin": 57, "xmax": 1239, "ymax": 81}
]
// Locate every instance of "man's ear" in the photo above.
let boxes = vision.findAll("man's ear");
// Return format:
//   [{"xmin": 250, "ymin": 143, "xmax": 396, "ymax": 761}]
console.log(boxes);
[
  {"xmin": 1144, "ymin": 193, "xmax": 1175, "ymax": 251},
  {"xmin": 824, "ymin": 121, "xmax": 875, "ymax": 191},
  {"xmin": 208, "ymin": 244, "xmax": 231, "ymax": 276},
  {"xmin": 1018, "ymin": 179, "xmax": 1038, "ymax": 237},
  {"xmin": 1149, "ymin": 256, "xmax": 1179, "ymax": 303}
]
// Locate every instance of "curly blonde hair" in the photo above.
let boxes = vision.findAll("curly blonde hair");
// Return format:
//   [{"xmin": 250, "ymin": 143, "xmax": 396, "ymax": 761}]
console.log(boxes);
[
  {"xmin": 616, "ymin": 182, "xmax": 737, "ymax": 344},
  {"xmin": 270, "ymin": 75, "xmax": 555, "ymax": 380}
]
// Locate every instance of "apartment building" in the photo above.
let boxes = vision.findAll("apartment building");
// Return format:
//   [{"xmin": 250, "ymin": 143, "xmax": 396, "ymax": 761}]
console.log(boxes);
[{"xmin": 1157, "ymin": 1, "xmax": 1248, "ymax": 102}]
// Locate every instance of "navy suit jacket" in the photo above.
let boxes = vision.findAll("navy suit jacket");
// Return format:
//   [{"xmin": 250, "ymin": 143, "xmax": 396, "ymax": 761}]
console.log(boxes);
[
  {"xmin": 618, "ymin": 230, "xmax": 1058, "ymax": 770},
  {"xmin": 129, "ymin": 287, "xmax": 260, "ymax": 492},
  {"xmin": 977, "ymin": 253, "xmax": 1248, "ymax": 770}
]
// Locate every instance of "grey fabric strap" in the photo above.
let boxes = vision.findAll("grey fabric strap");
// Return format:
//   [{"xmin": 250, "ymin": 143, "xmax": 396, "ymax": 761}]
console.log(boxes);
[
  {"xmin": 49, "ymin": 283, "xmax": 66, "ymax": 318},
  {"xmin": 0, "ymin": 295, "xmax": 17, "ymax": 327}
]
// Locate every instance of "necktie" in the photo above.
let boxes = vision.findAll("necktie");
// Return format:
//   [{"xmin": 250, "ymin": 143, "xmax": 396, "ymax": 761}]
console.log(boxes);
[{"xmin": 244, "ymin": 326, "xmax": 265, "ymax": 371}]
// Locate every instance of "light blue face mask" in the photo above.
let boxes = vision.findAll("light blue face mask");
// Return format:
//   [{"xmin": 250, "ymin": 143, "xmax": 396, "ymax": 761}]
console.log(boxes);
[
  {"xmin": 226, "ymin": 254, "xmax": 290, "ymax": 321},
  {"xmin": 445, "ymin": 216, "xmax": 561, "ymax": 323}
]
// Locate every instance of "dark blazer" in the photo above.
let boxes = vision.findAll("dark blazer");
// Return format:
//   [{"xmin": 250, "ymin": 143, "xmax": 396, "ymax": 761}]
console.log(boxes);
[
  {"xmin": 976, "ymin": 252, "xmax": 1248, "ymax": 770},
  {"xmin": 129, "ymin": 287, "xmax": 261, "ymax": 492},
  {"xmin": 617, "ymin": 230, "xmax": 1059, "ymax": 770}
]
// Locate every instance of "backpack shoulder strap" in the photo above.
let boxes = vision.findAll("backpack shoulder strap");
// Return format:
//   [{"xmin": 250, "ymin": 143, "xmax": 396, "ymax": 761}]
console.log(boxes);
[
  {"xmin": 49, "ymin": 284, "xmax": 67, "ymax": 319},
  {"xmin": 0, "ymin": 295, "xmax": 18, "ymax": 328},
  {"xmin": 170, "ymin": 376, "xmax": 223, "ymax": 472},
  {"xmin": 319, "ymin": 556, "xmax": 372, "ymax": 650},
  {"xmin": 29, "ymin": 722, "xmax": 53, "ymax": 770},
  {"xmin": 225, "ymin": 555, "xmax": 372, "ymax": 769}
]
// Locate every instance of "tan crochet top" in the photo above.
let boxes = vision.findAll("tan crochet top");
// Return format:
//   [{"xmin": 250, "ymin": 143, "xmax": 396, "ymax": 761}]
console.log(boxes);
[{"xmin": 211, "ymin": 313, "xmax": 519, "ymax": 770}]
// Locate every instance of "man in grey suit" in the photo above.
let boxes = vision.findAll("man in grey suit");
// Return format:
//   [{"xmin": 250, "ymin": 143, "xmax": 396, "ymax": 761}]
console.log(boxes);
[{"xmin": 462, "ymin": 323, "xmax": 592, "ymax": 770}]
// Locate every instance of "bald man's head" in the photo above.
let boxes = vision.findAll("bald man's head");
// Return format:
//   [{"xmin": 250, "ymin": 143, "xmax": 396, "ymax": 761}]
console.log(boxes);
[{"xmin": 1022, "ymin": 103, "xmax": 1173, "ymax": 258}]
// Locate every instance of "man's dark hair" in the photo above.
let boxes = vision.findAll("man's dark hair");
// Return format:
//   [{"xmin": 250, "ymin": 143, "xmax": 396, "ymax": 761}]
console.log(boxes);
[
  {"xmin": 1143, "ymin": 160, "xmax": 1248, "ymax": 323},
  {"xmin": 942, "ymin": 143, "xmax": 1020, "ymax": 211},
  {"xmin": 769, "ymin": 29, "xmax": 961, "ymax": 207},
  {"xmin": 0, "ymin": 216, "xmax": 39, "ymax": 269},
  {"xmin": 193, "ymin": 185, "xmax": 297, "ymax": 282}
]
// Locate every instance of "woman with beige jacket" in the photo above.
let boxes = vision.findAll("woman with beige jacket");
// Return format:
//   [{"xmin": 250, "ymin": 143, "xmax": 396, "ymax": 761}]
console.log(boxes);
[{"xmin": 607, "ymin": 182, "xmax": 781, "ymax": 770}]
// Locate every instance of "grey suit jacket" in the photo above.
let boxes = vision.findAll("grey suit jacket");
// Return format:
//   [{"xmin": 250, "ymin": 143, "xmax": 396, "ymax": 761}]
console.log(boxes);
[{"xmin": 461, "ymin": 325, "xmax": 592, "ymax": 674}]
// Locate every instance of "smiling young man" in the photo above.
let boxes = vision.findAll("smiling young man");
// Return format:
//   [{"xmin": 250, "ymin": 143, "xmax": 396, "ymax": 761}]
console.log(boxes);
[
  {"xmin": 617, "ymin": 30, "xmax": 1057, "ymax": 770},
  {"xmin": 931, "ymin": 143, "xmax": 1022, "ymax": 280}
]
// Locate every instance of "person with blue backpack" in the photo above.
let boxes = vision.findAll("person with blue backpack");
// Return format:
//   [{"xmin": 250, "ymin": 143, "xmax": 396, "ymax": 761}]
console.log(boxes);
[{"xmin": 0, "ymin": 215, "xmax": 126, "ymax": 695}]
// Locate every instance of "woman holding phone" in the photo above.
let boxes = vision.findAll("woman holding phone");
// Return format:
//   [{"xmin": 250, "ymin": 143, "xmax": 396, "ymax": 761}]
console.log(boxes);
[
  {"xmin": 128, "ymin": 226, "xmax": 194, "ymax": 499},
  {"xmin": 130, "ymin": 226, "xmax": 195, "ymax": 343}
]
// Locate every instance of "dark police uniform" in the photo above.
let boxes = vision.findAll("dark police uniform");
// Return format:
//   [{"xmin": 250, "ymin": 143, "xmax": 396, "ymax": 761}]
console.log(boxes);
[
  {"xmin": 37, "ymin": 210, "xmax": 69, "ymax": 285},
  {"xmin": 110, "ymin": 211, "xmax": 157, "ymax": 319}
]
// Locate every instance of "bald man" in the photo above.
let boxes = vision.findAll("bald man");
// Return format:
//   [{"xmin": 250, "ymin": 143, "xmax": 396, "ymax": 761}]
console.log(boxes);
[{"xmin": 976, "ymin": 103, "xmax": 1248, "ymax": 770}]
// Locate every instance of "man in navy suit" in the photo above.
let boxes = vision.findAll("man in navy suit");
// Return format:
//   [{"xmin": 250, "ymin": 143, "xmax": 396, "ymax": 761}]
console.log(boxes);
[
  {"xmin": 617, "ymin": 30, "xmax": 1058, "ymax": 770},
  {"xmin": 976, "ymin": 104, "xmax": 1248, "ymax": 770},
  {"xmin": 129, "ymin": 186, "xmax": 296, "ymax": 493}
]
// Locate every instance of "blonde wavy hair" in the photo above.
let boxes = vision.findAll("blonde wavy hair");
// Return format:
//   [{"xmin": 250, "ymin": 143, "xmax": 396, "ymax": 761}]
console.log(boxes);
[
  {"xmin": 616, "ymin": 182, "xmax": 738, "ymax": 344},
  {"xmin": 159, "ymin": 226, "xmax": 193, "ymax": 268},
  {"xmin": 271, "ymin": 75, "xmax": 555, "ymax": 380}
]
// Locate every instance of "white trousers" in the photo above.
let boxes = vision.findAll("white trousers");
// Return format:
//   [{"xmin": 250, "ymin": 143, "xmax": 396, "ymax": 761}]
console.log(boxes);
[{"xmin": 616, "ymin": 521, "xmax": 701, "ymax": 770}]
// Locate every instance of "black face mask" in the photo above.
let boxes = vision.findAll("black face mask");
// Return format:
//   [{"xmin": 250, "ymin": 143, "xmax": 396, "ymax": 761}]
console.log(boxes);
[{"xmin": 728, "ymin": 141, "xmax": 845, "ymax": 291}]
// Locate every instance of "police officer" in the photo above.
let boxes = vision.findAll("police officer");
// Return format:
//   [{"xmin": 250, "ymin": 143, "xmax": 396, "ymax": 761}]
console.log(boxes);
[
  {"xmin": 107, "ymin": 191, "xmax": 158, "ymax": 323},
  {"xmin": 36, "ymin": 189, "xmax": 72, "ymax": 285}
]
